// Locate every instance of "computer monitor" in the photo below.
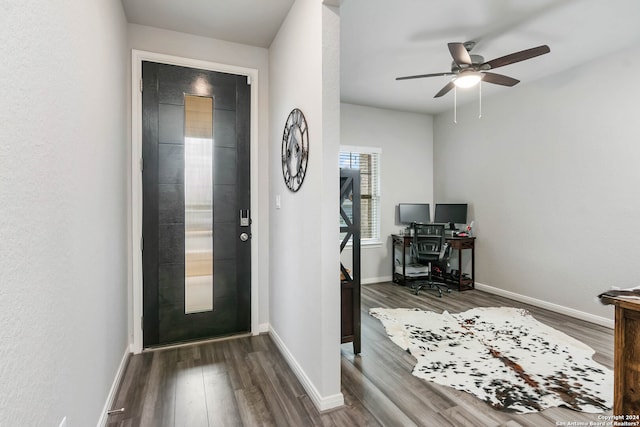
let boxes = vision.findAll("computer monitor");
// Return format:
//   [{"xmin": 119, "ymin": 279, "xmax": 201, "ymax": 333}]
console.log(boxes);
[
  {"xmin": 398, "ymin": 203, "xmax": 430, "ymax": 224},
  {"xmin": 434, "ymin": 203, "xmax": 468, "ymax": 229}
]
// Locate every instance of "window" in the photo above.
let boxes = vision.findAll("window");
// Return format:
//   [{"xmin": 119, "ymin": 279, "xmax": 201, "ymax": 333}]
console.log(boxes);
[{"xmin": 339, "ymin": 146, "xmax": 381, "ymax": 244}]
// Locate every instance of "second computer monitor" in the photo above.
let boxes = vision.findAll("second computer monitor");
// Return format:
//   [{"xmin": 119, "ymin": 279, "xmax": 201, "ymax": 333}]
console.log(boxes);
[{"xmin": 434, "ymin": 203, "xmax": 468, "ymax": 228}]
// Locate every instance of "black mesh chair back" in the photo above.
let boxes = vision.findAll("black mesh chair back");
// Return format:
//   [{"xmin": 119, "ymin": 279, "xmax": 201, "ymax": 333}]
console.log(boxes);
[{"xmin": 409, "ymin": 223, "xmax": 451, "ymax": 297}]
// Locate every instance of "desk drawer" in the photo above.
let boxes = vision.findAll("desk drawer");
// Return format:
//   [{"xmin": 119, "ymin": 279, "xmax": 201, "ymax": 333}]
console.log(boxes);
[{"xmin": 447, "ymin": 238, "xmax": 474, "ymax": 250}]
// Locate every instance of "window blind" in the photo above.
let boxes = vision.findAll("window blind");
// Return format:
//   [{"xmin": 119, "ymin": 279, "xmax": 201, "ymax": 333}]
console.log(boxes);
[{"xmin": 339, "ymin": 147, "xmax": 381, "ymax": 242}]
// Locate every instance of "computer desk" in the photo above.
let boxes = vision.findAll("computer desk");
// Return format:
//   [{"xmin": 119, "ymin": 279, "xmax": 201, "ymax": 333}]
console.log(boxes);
[{"xmin": 392, "ymin": 233, "xmax": 475, "ymax": 291}]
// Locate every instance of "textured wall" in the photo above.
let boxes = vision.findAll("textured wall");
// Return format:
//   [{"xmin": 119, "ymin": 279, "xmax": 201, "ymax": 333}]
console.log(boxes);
[
  {"xmin": 433, "ymin": 46, "xmax": 640, "ymax": 321},
  {"xmin": 0, "ymin": 1, "xmax": 129, "ymax": 425}
]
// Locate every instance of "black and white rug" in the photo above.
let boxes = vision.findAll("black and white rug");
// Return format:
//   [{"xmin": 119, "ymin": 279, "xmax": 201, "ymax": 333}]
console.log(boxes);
[{"xmin": 369, "ymin": 307, "xmax": 613, "ymax": 413}]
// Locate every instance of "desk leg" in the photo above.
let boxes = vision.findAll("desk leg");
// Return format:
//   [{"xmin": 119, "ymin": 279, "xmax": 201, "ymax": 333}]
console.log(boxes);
[
  {"xmin": 470, "ymin": 244, "xmax": 475, "ymax": 289},
  {"xmin": 458, "ymin": 247, "xmax": 463, "ymax": 291},
  {"xmin": 402, "ymin": 242, "xmax": 406, "ymax": 280},
  {"xmin": 391, "ymin": 240, "xmax": 395, "ymax": 283}
]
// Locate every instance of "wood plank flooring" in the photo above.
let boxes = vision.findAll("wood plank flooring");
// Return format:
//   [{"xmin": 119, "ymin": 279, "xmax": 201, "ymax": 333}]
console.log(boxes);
[{"xmin": 107, "ymin": 283, "xmax": 614, "ymax": 426}]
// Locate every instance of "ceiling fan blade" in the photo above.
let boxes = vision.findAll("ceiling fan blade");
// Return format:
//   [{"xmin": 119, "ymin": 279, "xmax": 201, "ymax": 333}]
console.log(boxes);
[
  {"xmin": 434, "ymin": 81, "xmax": 455, "ymax": 98},
  {"xmin": 448, "ymin": 42, "xmax": 472, "ymax": 66},
  {"xmin": 483, "ymin": 45, "xmax": 550, "ymax": 69},
  {"xmin": 481, "ymin": 72, "xmax": 520, "ymax": 86},
  {"xmin": 396, "ymin": 72, "xmax": 455, "ymax": 81}
]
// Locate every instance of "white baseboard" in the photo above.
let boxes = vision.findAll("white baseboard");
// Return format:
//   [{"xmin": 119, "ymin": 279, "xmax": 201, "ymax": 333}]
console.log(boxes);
[
  {"xmin": 268, "ymin": 325, "xmax": 344, "ymax": 412},
  {"xmin": 362, "ymin": 275, "xmax": 392, "ymax": 285},
  {"xmin": 475, "ymin": 282, "xmax": 614, "ymax": 329},
  {"xmin": 97, "ymin": 347, "xmax": 130, "ymax": 427}
]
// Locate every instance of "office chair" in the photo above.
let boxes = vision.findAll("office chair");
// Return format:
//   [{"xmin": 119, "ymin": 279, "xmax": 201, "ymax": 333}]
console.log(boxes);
[{"xmin": 409, "ymin": 223, "xmax": 452, "ymax": 297}]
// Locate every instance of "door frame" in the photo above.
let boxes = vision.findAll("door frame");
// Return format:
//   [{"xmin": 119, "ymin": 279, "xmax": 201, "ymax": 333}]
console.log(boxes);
[{"xmin": 130, "ymin": 49, "xmax": 260, "ymax": 353}]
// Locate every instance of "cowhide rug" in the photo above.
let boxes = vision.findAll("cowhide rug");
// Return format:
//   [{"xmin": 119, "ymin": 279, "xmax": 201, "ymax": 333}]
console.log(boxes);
[{"xmin": 369, "ymin": 307, "xmax": 613, "ymax": 414}]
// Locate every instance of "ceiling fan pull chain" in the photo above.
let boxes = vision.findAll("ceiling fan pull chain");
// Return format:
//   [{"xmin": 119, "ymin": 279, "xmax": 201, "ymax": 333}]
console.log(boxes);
[
  {"xmin": 479, "ymin": 80, "xmax": 482, "ymax": 119},
  {"xmin": 454, "ymin": 86, "xmax": 457, "ymax": 124}
]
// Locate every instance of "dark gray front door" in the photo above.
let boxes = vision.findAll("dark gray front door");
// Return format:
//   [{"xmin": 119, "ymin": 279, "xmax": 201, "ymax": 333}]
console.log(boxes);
[{"xmin": 141, "ymin": 61, "xmax": 251, "ymax": 347}]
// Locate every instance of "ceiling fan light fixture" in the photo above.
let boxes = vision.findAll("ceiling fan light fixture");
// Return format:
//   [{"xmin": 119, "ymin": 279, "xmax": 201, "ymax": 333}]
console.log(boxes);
[{"xmin": 453, "ymin": 71, "xmax": 482, "ymax": 88}]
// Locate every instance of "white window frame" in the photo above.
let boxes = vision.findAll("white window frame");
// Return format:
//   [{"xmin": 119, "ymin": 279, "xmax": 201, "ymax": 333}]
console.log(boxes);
[{"xmin": 339, "ymin": 145, "xmax": 381, "ymax": 246}]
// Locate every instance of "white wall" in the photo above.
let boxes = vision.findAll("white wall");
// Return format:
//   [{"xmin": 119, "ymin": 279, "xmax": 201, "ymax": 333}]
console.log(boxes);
[
  {"xmin": 0, "ymin": 1, "xmax": 128, "ymax": 425},
  {"xmin": 433, "ymin": 46, "xmax": 640, "ymax": 322},
  {"xmin": 269, "ymin": 0, "xmax": 343, "ymax": 410},
  {"xmin": 340, "ymin": 103, "xmax": 434, "ymax": 283},
  {"xmin": 127, "ymin": 24, "xmax": 271, "ymax": 330}
]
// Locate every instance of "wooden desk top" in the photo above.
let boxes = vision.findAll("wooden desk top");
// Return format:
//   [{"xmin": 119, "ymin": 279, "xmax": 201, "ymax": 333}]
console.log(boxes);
[
  {"xmin": 600, "ymin": 295, "xmax": 640, "ymax": 311},
  {"xmin": 392, "ymin": 234, "xmax": 476, "ymax": 240}
]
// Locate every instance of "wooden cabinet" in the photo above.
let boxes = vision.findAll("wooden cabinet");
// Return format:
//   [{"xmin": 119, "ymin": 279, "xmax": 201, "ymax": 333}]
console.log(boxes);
[{"xmin": 603, "ymin": 297, "xmax": 640, "ymax": 416}]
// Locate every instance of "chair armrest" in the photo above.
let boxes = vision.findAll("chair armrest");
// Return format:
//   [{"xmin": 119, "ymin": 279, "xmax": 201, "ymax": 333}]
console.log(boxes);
[{"xmin": 439, "ymin": 242, "xmax": 450, "ymax": 261}]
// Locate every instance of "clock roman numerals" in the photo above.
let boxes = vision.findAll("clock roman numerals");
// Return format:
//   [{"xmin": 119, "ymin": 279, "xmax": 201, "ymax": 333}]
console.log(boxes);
[{"xmin": 281, "ymin": 108, "xmax": 309, "ymax": 192}]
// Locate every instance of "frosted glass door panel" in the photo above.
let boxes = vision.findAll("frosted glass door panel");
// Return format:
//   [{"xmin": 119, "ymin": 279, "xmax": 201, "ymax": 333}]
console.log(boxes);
[{"xmin": 184, "ymin": 95, "xmax": 214, "ymax": 314}]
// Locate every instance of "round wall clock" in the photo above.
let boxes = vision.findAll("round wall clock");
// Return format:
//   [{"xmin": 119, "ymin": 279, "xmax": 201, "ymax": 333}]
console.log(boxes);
[{"xmin": 281, "ymin": 108, "xmax": 309, "ymax": 192}]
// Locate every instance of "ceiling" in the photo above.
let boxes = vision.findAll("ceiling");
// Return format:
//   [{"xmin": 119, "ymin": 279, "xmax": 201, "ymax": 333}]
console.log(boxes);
[
  {"xmin": 121, "ymin": 0, "xmax": 295, "ymax": 48},
  {"xmin": 121, "ymin": 0, "xmax": 640, "ymax": 115}
]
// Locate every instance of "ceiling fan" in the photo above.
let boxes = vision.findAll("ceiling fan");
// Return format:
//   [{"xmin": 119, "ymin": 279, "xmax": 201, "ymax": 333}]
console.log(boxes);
[{"xmin": 396, "ymin": 41, "xmax": 550, "ymax": 98}]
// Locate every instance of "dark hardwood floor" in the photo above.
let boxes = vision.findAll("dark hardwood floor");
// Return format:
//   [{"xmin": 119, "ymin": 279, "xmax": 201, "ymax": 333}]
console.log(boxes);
[{"xmin": 107, "ymin": 283, "xmax": 614, "ymax": 426}]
